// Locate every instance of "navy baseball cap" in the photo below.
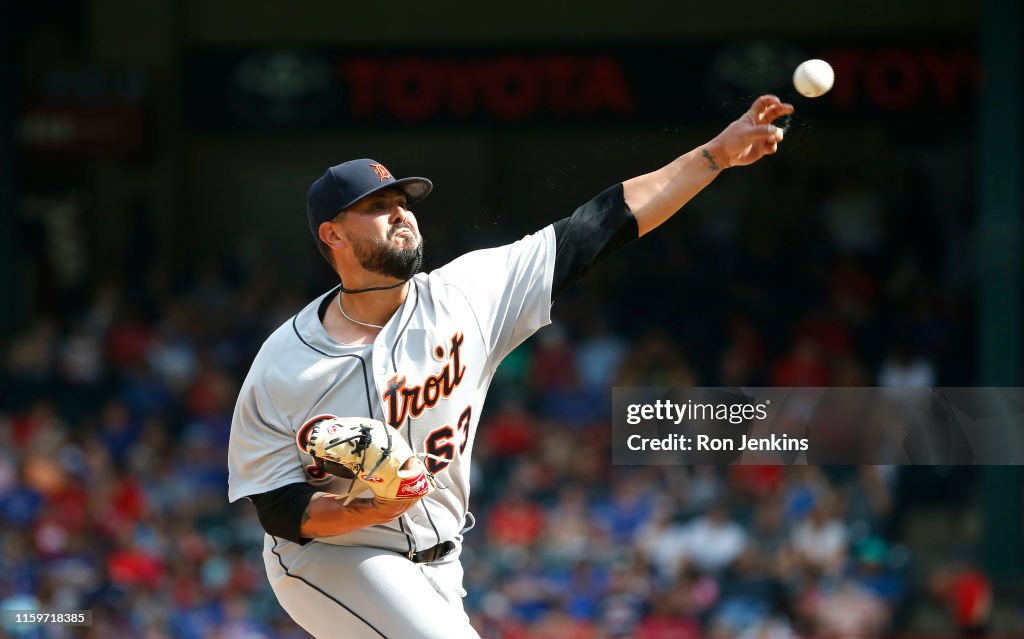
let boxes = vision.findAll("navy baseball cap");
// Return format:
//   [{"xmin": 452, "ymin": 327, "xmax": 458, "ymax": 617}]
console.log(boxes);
[{"xmin": 306, "ymin": 158, "xmax": 433, "ymax": 241}]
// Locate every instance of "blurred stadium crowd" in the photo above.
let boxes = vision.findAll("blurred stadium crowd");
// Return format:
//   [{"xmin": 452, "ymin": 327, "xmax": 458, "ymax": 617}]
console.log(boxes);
[{"xmin": 0, "ymin": 160, "xmax": 995, "ymax": 638}]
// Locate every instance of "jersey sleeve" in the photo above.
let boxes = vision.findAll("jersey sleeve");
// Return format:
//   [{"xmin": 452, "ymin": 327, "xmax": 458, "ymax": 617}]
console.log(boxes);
[
  {"xmin": 227, "ymin": 373, "xmax": 307, "ymax": 503},
  {"xmin": 434, "ymin": 224, "xmax": 556, "ymax": 369}
]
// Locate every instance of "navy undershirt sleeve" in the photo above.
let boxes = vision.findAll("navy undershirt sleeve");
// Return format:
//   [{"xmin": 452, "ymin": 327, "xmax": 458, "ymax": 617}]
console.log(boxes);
[
  {"xmin": 248, "ymin": 482, "xmax": 318, "ymax": 545},
  {"xmin": 551, "ymin": 183, "xmax": 639, "ymax": 299}
]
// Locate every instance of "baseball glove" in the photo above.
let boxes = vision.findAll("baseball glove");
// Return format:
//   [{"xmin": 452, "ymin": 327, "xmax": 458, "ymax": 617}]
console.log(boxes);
[{"xmin": 297, "ymin": 415, "xmax": 435, "ymax": 505}]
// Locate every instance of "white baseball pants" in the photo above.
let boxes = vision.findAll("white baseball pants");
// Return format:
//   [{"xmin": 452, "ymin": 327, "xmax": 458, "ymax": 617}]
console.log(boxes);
[{"xmin": 263, "ymin": 535, "xmax": 480, "ymax": 639}]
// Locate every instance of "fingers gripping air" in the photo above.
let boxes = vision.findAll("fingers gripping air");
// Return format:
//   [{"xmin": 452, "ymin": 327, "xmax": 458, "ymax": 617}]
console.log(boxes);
[{"xmin": 297, "ymin": 416, "xmax": 436, "ymax": 505}]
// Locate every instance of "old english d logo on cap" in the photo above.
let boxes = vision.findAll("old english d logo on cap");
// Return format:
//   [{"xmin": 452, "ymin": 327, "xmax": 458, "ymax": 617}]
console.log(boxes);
[
  {"xmin": 369, "ymin": 163, "xmax": 393, "ymax": 181},
  {"xmin": 306, "ymin": 158, "xmax": 433, "ymax": 243}
]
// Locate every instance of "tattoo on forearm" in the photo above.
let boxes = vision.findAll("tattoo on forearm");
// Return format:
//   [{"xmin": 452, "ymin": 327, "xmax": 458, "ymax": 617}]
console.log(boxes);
[
  {"xmin": 302, "ymin": 495, "xmax": 322, "ymax": 528},
  {"xmin": 702, "ymin": 149, "xmax": 720, "ymax": 171}
]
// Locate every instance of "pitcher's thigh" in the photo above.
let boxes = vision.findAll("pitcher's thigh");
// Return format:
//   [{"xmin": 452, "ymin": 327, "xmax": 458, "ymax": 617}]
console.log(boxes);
[{"xmin": 264, "ymin": 541, "xmax": 479, "ymax": 639}]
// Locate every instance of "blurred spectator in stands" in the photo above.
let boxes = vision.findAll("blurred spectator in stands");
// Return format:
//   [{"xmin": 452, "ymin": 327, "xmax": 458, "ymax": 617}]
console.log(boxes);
[
  {"xmin": 186, "ymin": 365, "xmax": 237, "ymax": 446},
  {"xmin": 636, "ymin": 501, "xmax": 689, "ymax": 583},
  {"xmin": 772, "ymin": 335, "xmax": 831, "ymax": 387},
  {"xmin": 843, "ymin": 466, "xmax": 894, "ymax": 536},
  {"xmin": 878, "ymin": 345, "xmax": 936, "ymax": 387},
  {"xmin": 633, "ymin": 590, "xmax": 701, "ymax": 639},
  {"xmin": 748, "ymin": 497, "xmax": 792, "ymax": 566},
  {"xmin": 58, "ymin": 319, "xmax": 105, "ymax": 386},
  {"xmin": 795, "ymin": 308, "xmax": 850, "ymax": 362},
  {"xmin": 831, "ymin": 353, "xmax": 870, "ymax": 387},
  {"xmin": 0, "ymin": 467, "xmax": 44, "ymax": 532},
  {"xmin": 218, "ymin": 592, "xmax": 271, "ymax": 639},
  {"xmin": 574, "ymin": 316, "xmax": 626, "ymax": 395},
  {"xmin": 729, "ymin": 465, "xmax": 784, "ymax": 502},
  {"xmin": 540, "ymin": 485, "xmax": 594, "ymax": 567},
  {"xmin": 107, "ymin": 529, "xmax": 164, "ymax": 590},
  {"xmin": 119, "ymin": 364, "xmax": 174, "ymax": 422},
  {"xmin": 599, "ymin": 562, "xmax": 653, "ymax": 636},
  {"xmin": 718, "ymin": 344, "xmax": 754, "ymax": 386},
  {"xmin": 6, "ymin": 318, "xmax": 58, "ymax": 386},
  {"xmin": 532, "ymin": 324, "xmax": 607, "ymax": 426},
  {"xmin": 681, "ymin": 501, "xmax": 747, "ymax": 574},
  {"xmin": 679, "ymin": 562, "xmax": 720, "ymax": 621},
  {"xmin": 147, "ymin": 303, "xmax": 199, "ymax": 395},
  {"xmin": 11, "ymin": 400, "xmax": 62, "ymax": 449},
  {"xmin": 715, "ymin": 548, "xmax": 789, "ymax": 633},
  {"xmin": 98, "ymin": 399, "xmax": 140, "ymax": 466},
  {"xmin": 803, "ymin": 578, "xmax": 890, "ymax": 639},
  {"xmin": 471, "ymin": 590, "xmax": 529, "ymax": 639},
  {"xmin": 544, "ymin": 559, "xmax": 609, "ymax": 621},
  {"xmin": 791, "ymin": 493, "xmax": 847, "ymax": 575},
  {"xmin": 819, "ymin": 170, "xmax": 884, "ymax": 258},
  {"xmin": 107, "ymin": 304, "xmax": 156, "ymax": 370},
  {"xmin": 0, "ymin": 437, "xmax": 16, "ymax": 496},
  {"xmin": 488, "ymin": 487, "xmax": 546, "ymax": 552},
  {"xmin": 716, "ymin": 316, "xmax": 766, "ymax": 386},
  {"xmin": 930, "ymin": 557, "xmax": 993, "ymax": 638},
  {"xmin": 781, "ymin": 466, "xmax": 826, "ymax": 523},
  {"xmin": 529, "ymin": 325, "xmax": 576, "ymax": 393},
  {"xmin": 830, "ymin": 257, "xmax": 877, "ymax": 324},
  {"xmin": 593, "ymin": 475, "xmax": 656, "ymax": 545},
  {"xmin": 529, "ymin": 609, "xmax": 602, "ymax": 639},
  {"xmin": 500, "ymin": 559, "xmax": 554, "ymax": 623},
  {"xmin": 483, "ymin": 398, "xmax": 537, "ymax": 460},
  {"xmin": 670, "ymin": 466, "xmax": 726, "ymax": 517},
  {"xmin": 615, "ymin": 330, "xmax": 692, "ymax": 386},
  {"xmin": 847, "ymin": 536, "xmax": 905, "ymax": 614}
]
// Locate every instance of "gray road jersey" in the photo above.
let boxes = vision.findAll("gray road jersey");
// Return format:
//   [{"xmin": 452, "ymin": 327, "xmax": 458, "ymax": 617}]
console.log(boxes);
[{"xmin": 228, "ymin": 225, "xmax": 556, "ymax": 553}]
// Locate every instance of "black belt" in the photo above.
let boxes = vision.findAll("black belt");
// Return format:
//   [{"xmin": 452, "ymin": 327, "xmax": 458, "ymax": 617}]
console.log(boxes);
[{"xmin": 407, "ymin": 540, "xmax": 456, "ymax": 564}]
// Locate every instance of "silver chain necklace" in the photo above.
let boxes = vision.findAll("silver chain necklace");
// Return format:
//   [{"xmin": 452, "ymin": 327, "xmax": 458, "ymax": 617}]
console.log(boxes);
[{"xmin": 337, "ymin": 294, "xmax": 385, "ymax": 330}]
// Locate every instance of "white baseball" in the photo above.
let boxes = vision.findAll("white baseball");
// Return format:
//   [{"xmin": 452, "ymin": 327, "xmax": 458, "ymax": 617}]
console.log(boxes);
[{"xmin": 793, "ymin": 59, "xmax": 834, "ymax": 98}]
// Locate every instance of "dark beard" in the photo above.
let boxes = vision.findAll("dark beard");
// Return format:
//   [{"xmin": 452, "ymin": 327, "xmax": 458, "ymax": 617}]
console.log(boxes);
[{"xmin": 349, "ymin": 234, "xmax": 424, "ymax": 282}]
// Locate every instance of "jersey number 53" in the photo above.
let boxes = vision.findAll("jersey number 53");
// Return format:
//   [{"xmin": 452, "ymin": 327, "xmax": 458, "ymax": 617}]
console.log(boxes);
[{"xmin": 423, "ymin": 405, "xmax": 472, "ymax": 474}]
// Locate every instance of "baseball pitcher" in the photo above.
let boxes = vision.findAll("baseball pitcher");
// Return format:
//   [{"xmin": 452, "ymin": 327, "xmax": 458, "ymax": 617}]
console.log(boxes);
[{"xmin": 228, "ymin": 95, "xmax": 793, "ymax": 638}]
